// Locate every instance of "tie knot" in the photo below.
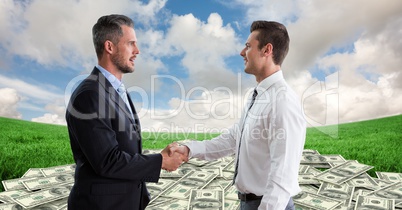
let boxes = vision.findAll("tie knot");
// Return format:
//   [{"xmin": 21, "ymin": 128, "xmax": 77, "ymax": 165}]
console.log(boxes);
[
  {"xmin": 252, "ymin": 89, "xmax": 258, "ymax": 98},
  {"xmin": 118, "ymin": 83, "xmax": 126, "ymax": 94}
]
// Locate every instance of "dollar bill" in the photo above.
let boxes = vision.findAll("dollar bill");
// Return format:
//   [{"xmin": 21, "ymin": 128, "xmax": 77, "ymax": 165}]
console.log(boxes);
[
  {"xmin": 317, "ymin": 182, "xmax": 354, "ymax": 206},
  {"xmin": 0, "ymin": 189, "xmax": 30, "ymax": 203},
  {"xmin": 45, "ymin": 197, "xmax": 68, "ymax": 209},
  {"xmin": 333, "ymin": 205, "xmax": 354, "ymax": 210},
  {"xmin": 301, "ymin": 154, "xmax": 346, "ymax": 169},
  {"xmin": 396, "ymin": 201, "xmax": 402, "ymax": 209},
  {"xmin": 148, "ymin": 179, "xmax": 177, "ymax": 203},
  {"xmin": 314, "ymin": 161, "xmax": 373, "ymax": 185},
  {"xmin": 30, "ymin": 203, "xmax": 59, "ymax": 209},
  {"xmin": 224, "ymin": 186, "xmax": 238, "ymax": 201},
  {"xmin": 160, "ymin": 167, "xmax": 194, "ymax": 178},
  {"xmin": 300, "ymin": 185, "xmax": 319, "ymax": 194},
  {"xmin": 352, "ymin": 189, "xmax": 373, "ymax": 202},
  {"xmin": 21, "ymin": 168, "xmax": 45, "ymax": 178},
  {"xmin": 147, "ymin": 199, "xmax": 188, "ymax": 210},
  {"xmin": 196, "ymin": 167, "xmax": 222, "ymax": 177},
  {"xmin": 300, "ymin": 154, "xmax": 331, "ymax": 164},
  {"xmin": 1, "ymin": 177, "xmax": 35, "ymax": 191},
  {"xmin": 366, "ymin": 182, "xmax": 402, "ymax": 203},
  {"xmin": 40, "ymin": 164, "xmax": 76, "ymax": 177},
  {"xmin": 206, "ymin": 157, "xmax": 234, "ymax": 170},
  {"xmin": 188, "ymin": 189, "xmax": 224, "ymax": 210},
  {"xmin": 345, "ymin": 173, "xmax": 378, "ymax": 190},
  {"xmin": 22, "ymin": 173, "xmax": 74, "ymax": 191},
  {"xmin": 208, "ymin": 179, "xmax": 232, "ymax": 191},
  {"xmin": 306, "ymin": 166, "xmax": 323, "ymax": 176},
  {"xmin": 222, "ymin": 161, "xmax": 235, "ymax": 172},
  {"xmin": 148, "ymin": 196, "xmax": 172, "ymax": 207},
  {"xmin": 298, "ymin": 173, "xmax": 321, "ymax": 185},
  {"xmin": 221, "ymin": 171, "xmax": 234, "ymax": 180},
  {"xmin": 162, "ymin": 171, "xmax": 217, "ymax": 199},
  {"xmin": 375, "ymin": 171, "xmax": 402, "ymax": 183},
  {"xmin": 294, "ymin": 204, "xmax": 313, "ymax": 210},
  {"xmin": 187, "ymin": 158, "xmax": 210, "ymax": 167},
  {"xmin": 224, "ymin": 199, "xmax": 240, "ymax": 210},
  {"xmin": 0, "ymin": 203, "xmax": 25, "ymax": 210},
  {"xmin": 59, "ymin": 205, "xmax": 68, "ymax": 210},
  {"xmin": 299, "ymin": 165, "xmax": 310, "ymax": 174},
  {"xmin": 354, "ymin": 195, "xmax": 394, "ymax": 210},
  {"xmin": 142, "ymin": 149, "xmax": 162, "ymax": 155},
  {"xmin": 293, "ymin": 191, "xmax": 343, "ymax": 210},
  {"xmin": 321, "ymin": 155, "xmax": 346, "ymax": 163},
  {"xmin": 302, "ymin": 149, "xmax": 320, "ymax": 155},
  {"xmin": 180, "ymin": 163, "xmax": 200, "ymax": 169},
  {"xmin": 372, "ymin": 178, "xmax": 394, "ymax": 188},
  {"xmin": 14, "ymin": 184, "xmax": 72, "ymax": 209}
]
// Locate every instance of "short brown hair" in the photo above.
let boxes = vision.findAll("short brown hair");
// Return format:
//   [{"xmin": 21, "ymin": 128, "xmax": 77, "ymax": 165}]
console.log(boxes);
[{"xmin": 250, "ymin": 21, "xmax": 289, "ymax": 66}]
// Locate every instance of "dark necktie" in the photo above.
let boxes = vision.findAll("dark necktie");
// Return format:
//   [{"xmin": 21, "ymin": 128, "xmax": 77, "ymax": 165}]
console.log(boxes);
[{"xmin": 233, "ymin": 89, "xmax": 258, "ymax": 184}]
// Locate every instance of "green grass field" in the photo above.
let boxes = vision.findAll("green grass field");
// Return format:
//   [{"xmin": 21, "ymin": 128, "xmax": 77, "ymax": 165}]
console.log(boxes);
[{"xmin": 0, "ymin": 115, "xmax": 401, "ymax": 192}]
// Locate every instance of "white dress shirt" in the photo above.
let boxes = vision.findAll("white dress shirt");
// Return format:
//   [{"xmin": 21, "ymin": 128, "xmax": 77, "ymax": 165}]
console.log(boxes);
[{"xmin": 185, "ymin": 70, "xmax": 306, "ymax": 210}]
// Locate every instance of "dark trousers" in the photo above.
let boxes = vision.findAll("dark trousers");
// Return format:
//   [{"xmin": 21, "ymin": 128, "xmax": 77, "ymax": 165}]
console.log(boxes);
[{"xmin": 240, "ymin": 198, "xmax": 294, "ymax": 210}]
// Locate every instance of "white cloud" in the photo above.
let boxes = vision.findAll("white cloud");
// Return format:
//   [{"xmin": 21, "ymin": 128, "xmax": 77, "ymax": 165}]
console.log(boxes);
[
  {"xmin": 0, "ymin": 88, "xmax": 22, "ymax": 119},
  {"xmin": 31, "ymin": 102, "xmax": 66, "ymax": 125},
  {"xmin": 283, "ymin": 1, "xmax": 402, "ymax": 74},
  {"xmin": 31, "ymin": 113, "xmax": 65, "ymax": 125},
  {"xmin": 233, "ymin": 0, "xmax": 301, "ymax": 25},
  {"xmin": 123, "ymin": 53, "xmax": 166, "ymax": 92},
  {"xmin": 2, "ymin": 0, "xmax": 402, "ymax": 131},
  {"xmin": 316, "ymin": 16, "xmax": 402, "ymax": 123},
  {"xmin": 164, "ymin": 13, "xmax": 252, "ymax": 90},
  {"xmin": 0, "ymin": 0, "xmax": 167, "ymax": 68},
  {"xmin": 137, "ymin": 89, "xmax": 249, "ymax": 133},
  {"xmin": 0, "ymin": 74, "xmax": 62, "ymax": 103},
  {"xmin": 0, "ymin": 74, "xmax": 67, "ymax": 124}
]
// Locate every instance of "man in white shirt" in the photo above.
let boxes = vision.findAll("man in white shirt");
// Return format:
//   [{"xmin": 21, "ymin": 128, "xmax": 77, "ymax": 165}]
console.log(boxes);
[{"xmin": 170, "ymin": 21, "xmax": 306, "ymax": 210}]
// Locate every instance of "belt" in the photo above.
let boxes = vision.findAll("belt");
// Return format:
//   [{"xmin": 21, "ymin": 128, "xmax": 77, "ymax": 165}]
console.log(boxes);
[{"xmin": 238, "ymin": 192, "xmax": 263, "ymax": 201}]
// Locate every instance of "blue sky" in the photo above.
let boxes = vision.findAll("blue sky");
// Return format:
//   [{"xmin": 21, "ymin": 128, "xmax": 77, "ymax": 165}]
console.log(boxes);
[{"xmin": 0, "ymin": 0, "xmax": 401, "ymax": 133}]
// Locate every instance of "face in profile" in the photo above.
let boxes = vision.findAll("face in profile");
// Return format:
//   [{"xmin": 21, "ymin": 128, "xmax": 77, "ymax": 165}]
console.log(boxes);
[{"xmin": 111, "ymin": 25, "xmax": 139, "ymax": 74}]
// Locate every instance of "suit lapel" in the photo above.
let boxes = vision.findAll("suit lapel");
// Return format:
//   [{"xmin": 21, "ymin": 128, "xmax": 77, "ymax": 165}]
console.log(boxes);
[
  {"xmin": 127, "ymin": 96, "xmax": 142, "ymax": 153},
  {"xmin": 93, "ymin": 68, "xmax": 136, "ymax": 124},
  {"xmin": 127, "ymin": 96, "xmax": 141, "ymax": 132}
]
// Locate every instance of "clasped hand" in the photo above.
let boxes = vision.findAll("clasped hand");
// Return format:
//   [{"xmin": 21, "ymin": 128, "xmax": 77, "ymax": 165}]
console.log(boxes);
[{"xmin": 160, "ymin": 142, "xmax": 190, "ymax": 172}]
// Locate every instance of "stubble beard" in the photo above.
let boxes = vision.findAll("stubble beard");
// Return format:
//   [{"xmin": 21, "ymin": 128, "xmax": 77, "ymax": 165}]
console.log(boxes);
[{"xmin": 111, "ymin": 50, "xmax": 134, "ymax": 74}]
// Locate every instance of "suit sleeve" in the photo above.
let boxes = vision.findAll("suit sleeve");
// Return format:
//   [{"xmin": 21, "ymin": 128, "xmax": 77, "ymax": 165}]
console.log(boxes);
[{"xmin": 67, "ymin": 88, "xmax": 162, "ymax": 182}]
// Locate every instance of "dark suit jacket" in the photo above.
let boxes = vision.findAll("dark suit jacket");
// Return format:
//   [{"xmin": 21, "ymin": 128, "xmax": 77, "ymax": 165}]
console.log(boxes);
[{"xmin": 66, "ymin": 67, "xmax": 162, "ymax": 210}]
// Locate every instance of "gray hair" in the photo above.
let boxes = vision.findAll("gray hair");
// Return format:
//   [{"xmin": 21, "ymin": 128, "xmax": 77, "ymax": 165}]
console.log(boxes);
[{"xmin": 92, "ymin": 14, "xmax": 134, "ymax": 59}]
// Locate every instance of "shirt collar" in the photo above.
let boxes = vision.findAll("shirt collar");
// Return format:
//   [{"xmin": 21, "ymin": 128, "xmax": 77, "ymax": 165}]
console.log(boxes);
[
  {"xmin": 255, "ymin": 70, "xmax": 284, "ymax": 95},
  {"xmin": 96, "ymin": 64, "xmax": 122, "ymax": 91}
]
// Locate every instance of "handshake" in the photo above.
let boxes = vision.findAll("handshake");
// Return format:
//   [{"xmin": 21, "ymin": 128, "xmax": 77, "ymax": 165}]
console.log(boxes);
[{"xmin": 160, "ymin": 142, "xmax": 190, "ymax": 172}]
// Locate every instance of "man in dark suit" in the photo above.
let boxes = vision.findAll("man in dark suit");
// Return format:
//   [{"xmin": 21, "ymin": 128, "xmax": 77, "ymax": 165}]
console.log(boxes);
[{"xmin": 65, "ymin": 14, "xmax": 183, "ymax": 210}]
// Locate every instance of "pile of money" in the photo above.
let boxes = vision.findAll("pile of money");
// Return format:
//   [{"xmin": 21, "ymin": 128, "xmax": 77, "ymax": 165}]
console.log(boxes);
[
  {"xmin": 1, "ymin": 149, "xmax": 401, "ymax": 210},
  {"xmin": 0, "ymin": 164, "xmax": 75, "ymax": 209},
  {"xmin": 295, "ymin": 149, "xmax": 401, "ymax": 210},
  {"xmin": 145, "ymin": 149, "xmax": 402, "ymax": 210}
]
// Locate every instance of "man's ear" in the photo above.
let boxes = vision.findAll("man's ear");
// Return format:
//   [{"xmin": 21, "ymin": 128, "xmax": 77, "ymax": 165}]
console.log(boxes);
[
  {"xmin": 263, "ymin": 43, "xmax": 273, "ymax": 56},
  {"xmin": 104, "ymin": 40, "xmax": 114, "ymax": 54}
]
